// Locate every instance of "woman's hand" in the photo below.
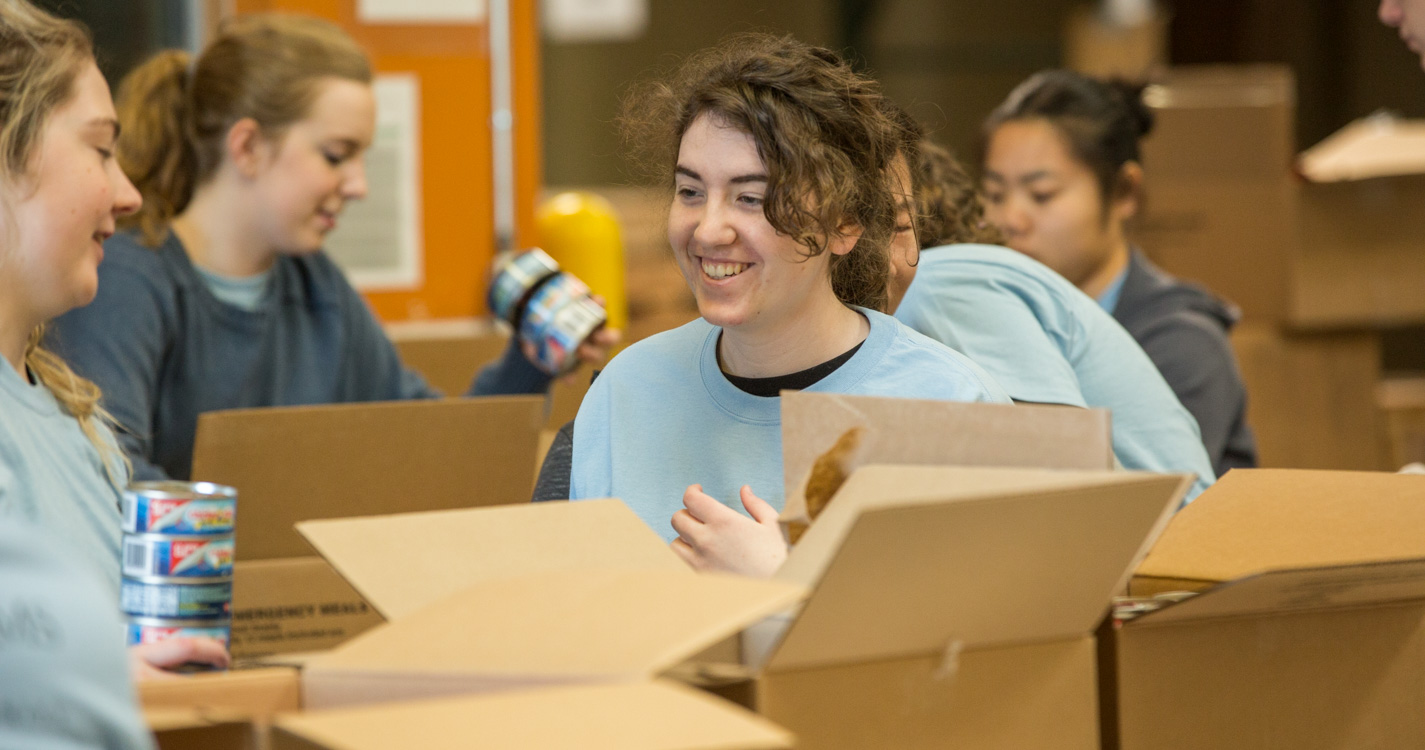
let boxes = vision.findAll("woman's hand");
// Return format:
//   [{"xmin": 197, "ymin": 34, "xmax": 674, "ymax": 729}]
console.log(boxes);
[
  {"xmin": 128, "ymin": 637, "xmax": 231, "ymax": 681},
  {"xmin": 669, "ymin": 484, "xmax": 788, "ymax": 578}
]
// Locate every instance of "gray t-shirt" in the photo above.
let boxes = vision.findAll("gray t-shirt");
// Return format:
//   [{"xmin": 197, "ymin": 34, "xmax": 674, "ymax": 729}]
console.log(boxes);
[
  {"xmin": 0, "ymin": 521, "xmax": 154, "ymax": 750},
  {"xmin": 0, "ymin": 361, "xmax": 127, "ymax": 595}
]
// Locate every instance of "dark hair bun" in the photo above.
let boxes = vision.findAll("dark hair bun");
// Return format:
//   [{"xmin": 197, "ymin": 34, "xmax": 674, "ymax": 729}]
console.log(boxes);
[{"xmin": 1107, "ymin": 78, "xmax": 1154, "ymax": 138}]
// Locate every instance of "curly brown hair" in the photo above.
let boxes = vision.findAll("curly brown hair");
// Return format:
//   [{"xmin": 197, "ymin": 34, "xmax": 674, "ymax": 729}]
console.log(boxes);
[
  {"xmin": 619, "ymin": 33, "xmax": 907, "ymax": 312},
  {"xmin": 914, "ymin": 138, "xmax": 1004, "ymax": 248}
]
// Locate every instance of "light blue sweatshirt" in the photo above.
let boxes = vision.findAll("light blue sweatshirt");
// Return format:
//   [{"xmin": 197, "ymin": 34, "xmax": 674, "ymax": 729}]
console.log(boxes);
[
  {"xmin": 570, "ymin": 308, "xmax": 1011, "ymax": 539},
  {"xmin": 0, "ymin": 360, "xmax": 127, "ymax": 595},
  {"xmin": 894, "ymin": 244, "xmax": 1215, "ymax": 500}
]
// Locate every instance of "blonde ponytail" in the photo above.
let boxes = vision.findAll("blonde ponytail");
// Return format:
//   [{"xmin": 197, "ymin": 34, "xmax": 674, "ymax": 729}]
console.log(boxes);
[
  {"xmin": 114, "ymin": 50, "xmax": 196, "ymax": 246},
  {"xmin": 24, "ymin": 329, "xmax": 129, "ymax": 489}
]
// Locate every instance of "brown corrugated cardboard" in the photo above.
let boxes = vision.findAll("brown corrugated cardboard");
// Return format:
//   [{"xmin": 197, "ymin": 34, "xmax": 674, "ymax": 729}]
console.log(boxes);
[
  {"xmin": 230, "ymin": 557, "xmax": 382, "ymax": 658},
  {"xmin": 1109, "ymin": 468, "xmax": 1425, "ymax": 750},
  {"xmin": 1230, "ymin": 322, "xmax": 1387, "ymax": 471},
  {"xmin": 268, "ymin": 680, "xmax": 792, "ymax": 750},
  {"xmin": 779, "ymin": 392, "xmax": 1114, "ymax": 529},
  {"xmin": 295, "ymin": 499, "xmax": 688, "ymax": 620},
  {"xmin": 300, "ymin": 568, "xmax": 805, "ymax": 709},
  {"xmin": 1294, "ymin": 115, "xmax": 1425, "ymax": 328},
  {"xmin": 147, "ymin": 710, "xmax": 259, "ymax": 750},
  {"xmin": 193, "ymin": 396, "xmax": 546, "ymax": 561},
  {"xmin": 140, "ymin": 667, "xmax": 301, "ymax": 714},
  {"xmin": 1063, "ymin": 6, "xmax": 1168, "ymax": 80},
  {"xmin": 193, "ymin": 396, "xmax": 545, "ymax": 656},
  {"xmin": 747, "ymin": 466, "xmax": 1188, "ymax": 750},
  {"xmin": 1132, "ymin": 65, "xmax": 1298, "ymax": 322},
  {"xmin": 299, "ymin": 466, "xmax": 1188, "ymax": 747}
]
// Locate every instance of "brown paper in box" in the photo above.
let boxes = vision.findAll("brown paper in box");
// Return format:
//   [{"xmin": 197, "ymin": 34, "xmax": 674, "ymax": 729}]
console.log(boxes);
[
  {"xmin": 779, "ymin": 392, "xmax": 1114, "ymax": 537},
  {"xmin": 269, "ymin": 680, "xmax": 792, "ymax": 750}
]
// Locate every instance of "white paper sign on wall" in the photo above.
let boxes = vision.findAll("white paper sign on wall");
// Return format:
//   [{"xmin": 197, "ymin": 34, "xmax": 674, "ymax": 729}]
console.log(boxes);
[
  {"xmin": 358, "ymin": 0, "xmax": 486, "ymax": 24},
  {"xmin": 543, "ymin": 0, "xmax": 648, "ymax": 42}
]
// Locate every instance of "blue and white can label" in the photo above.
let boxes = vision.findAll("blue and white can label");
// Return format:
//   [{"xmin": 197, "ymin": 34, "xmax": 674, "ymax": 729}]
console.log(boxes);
[
  {"xmin": 123, "ymin": 482, "xmax": 236, "ymax": 535},
  {"xmin": 125, "ymin": 616, "xmax": 232, "ymax": 648},
  {"xmin": 121, "ymin": 577, "xmax": 232, "ymax": 620},
  {"xmin": 123, "ymin": 534, "xmax": 235, "ymax": 579}
]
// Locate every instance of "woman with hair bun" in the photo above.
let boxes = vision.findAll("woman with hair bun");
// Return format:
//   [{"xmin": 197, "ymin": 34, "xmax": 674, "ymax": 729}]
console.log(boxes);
[
  {"xmin": 980, "ymin": 70, "xmax": 1256, "ymax": 477},
  {"xmin": 567, "ymin": 33, "xmax": 1009, "ymax": 577},
  {"xmin": 52, "ymin": 14, "xmax": 615, "ymax": 482}
]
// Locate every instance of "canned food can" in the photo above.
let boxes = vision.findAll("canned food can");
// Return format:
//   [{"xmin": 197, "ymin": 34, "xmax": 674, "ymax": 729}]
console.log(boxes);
[
  {"xmin": 123, "ymin": 533, "xmax": 235, "ymax": 579},
  {"xmin": 125, "ymin": 616, "xmax": 231, "ymax": 648},
  {"xmin": 121, "ymin": 576, "xmax": 232, "ymax": 620},
  {"xmin": 520, "ymin": 273, "xmax": 607, "ymax": 375},
  {"xmin": 488, "ymin": 248, "xmax": 561, "ymax": 322},
  {"xmin": 123, "ymin": 481, "xmax": 236, "ymax": 535}
]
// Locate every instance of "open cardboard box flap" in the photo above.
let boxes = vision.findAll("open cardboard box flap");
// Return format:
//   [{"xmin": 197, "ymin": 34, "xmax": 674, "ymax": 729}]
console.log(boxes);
[
  {"xmin": 1135, "ymin": 469, "xmax": 1425, "ymax": 586},
  {"xmin": 1298, "ymin": 114, "xmax": 1425, "ymax": 182},
  {"xmin": 302, "ymin": 568, "xmax": 804, "ymax": 702},
  {"xmin": 296, "ymin": 499, "xmax": 685, "ymax": 620},
  {"xmin": 193, "ymin": 396, "xmax": 546, "ymax": 561},
  {"xmin": 780, "ymin": 392, "xmax": 1114, "ymax": 528},
  {"xmin": 767, "ymin": 466, "xmax": 1190, "ymax": 673},
  {"xmin": 271, "ymin": 680, "xmax": 792, "ymax": 750}
]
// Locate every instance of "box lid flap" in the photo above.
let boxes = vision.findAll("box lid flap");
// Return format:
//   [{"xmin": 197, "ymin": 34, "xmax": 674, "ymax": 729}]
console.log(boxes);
[
  {"xmin": 297, "ymin": 500, "xmax": 684, "ymax": 619},
  {"xmin": 193, "ymin": 397, "xmax": 545, "ymax": 561},
  {"xmin": 308, "ymin": 568, "xmax": 805, "ymax": 682},
  {"xmin": 1133, "ymin": 558, "xmax": 1425, "ymax": 626},
  {"xmin": 1135, "ymin": 469, "xmax": 1425, "ymax": 585},
  {"xmin": 1299, "ymin": 114, "xmax": 1425, "ymax": 182},
  {"xmin": 768, "ymin": 466, "xmax": 1187, "ymax": 671},
  {"xmin": 781, "ymin": 393, "xmax": 1113, "ymax": 519},
  {"xmin": 272, "ymin": 680, "xmax": 792, "ymax": 750}
]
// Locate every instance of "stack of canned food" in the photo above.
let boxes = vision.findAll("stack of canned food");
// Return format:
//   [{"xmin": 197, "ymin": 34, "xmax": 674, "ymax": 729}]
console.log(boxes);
[
  {"xmin": 488, "ymin": 247, "xmax": 607, "ymax": 376},
  {"xmin": 120, "ymin": 481, "xmax": 237, "ymax": 649}
]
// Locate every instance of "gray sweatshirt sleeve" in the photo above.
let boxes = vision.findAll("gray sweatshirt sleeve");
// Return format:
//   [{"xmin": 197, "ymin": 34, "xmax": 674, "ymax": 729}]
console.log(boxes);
[
  {"xmin": 49, "ymin": 251, "xmax": 174, "ymax": 482},
  {"xmin": 532, "ymin": 420, "xmax": 574, "ymax": 502}
]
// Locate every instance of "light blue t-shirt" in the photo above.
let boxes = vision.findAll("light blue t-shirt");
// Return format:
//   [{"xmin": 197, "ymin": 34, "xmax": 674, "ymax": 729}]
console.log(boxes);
[
  {"xmin": 1096, "ymin": 264, "xmax": 1129, "ymax": 314},
  {"xmin": 0, "ymin": 361, "xmax": 128, "ymax": 596},
  {"xmin": 894, "ymin": 244, "xmax": 1214, "ymax": 500},
  {"xmin": 0, "ymin": 522, "xmax": 154, "ymax": 750},
  {"xmin": 195, "ymin": 265, "xmax": 274, "ymax": 313},
  {"xmin": 570, "ymin": 308, "xmax": 1011, "ymax": 539}
]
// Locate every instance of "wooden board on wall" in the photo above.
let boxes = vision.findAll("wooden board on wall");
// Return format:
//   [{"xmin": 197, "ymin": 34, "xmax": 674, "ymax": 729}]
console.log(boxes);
[{"xmin": 233, "ymin": 0, "xmax": 542, "ymax": 322}]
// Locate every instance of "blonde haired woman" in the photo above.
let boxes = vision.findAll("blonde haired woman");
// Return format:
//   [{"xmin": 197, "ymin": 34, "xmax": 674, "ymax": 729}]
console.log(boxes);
[
  {"xmin": 0, "ymin": 1, "xmax": 220, "ymax": 744},
  {"xmin": 53, "ymin": 14, "xmax": 613, "ymax": 481}
]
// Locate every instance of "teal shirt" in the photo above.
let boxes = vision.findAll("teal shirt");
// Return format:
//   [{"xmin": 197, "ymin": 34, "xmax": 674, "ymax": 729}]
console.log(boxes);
[
  {"xmin": 0, "ymin": 361, "xmax": 127, "ymax": 596},
  {"xmin": 0, "ymin": 521, "xmax": 154, "ymax": 750},
  {"xmin": 570, "ymin": 308, "xmax": 1011, "ymax": 538},
  {"xmin": 894, "ymin": 244, "xmax": 1215, "ymax": 501}
]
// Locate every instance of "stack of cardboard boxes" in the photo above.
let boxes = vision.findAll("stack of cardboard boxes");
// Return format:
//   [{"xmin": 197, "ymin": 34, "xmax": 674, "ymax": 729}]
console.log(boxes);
[{"xmin": 1129, "ymin": 65, "xmax": 1423, "ymax": 471}]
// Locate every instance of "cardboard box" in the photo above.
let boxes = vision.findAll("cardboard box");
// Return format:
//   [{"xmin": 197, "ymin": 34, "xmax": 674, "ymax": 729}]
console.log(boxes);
[
  {"xmin": 142, "ymin": 669, "xmax": 300, "ymax": 750},
  {"xmin": 779, "ymin": 391, "xmax": 1113, "ymax": 524},
  {"xmin": 1107, "ymin": 468, "xmax": 1425, "ymax": 750},
  {"xmin": 1063, "ymin": 5, "xmax": 1169, "ymax": 80},
  {"xmin": 1137, "ymin": 68, "xmax": 1425, "ymax": 328},
  {"xmin": 191, "ymin": 396, "xmax": 545, "ymax": 656},
  {"xmin": 267, "ymin": 680, "xmax": 792, "ymax": 750},
  {"xmin": 1294, "ymin": 115, "xmax": 1425, "ymax": 328},
  {"xmin": 298, "ymin": 466, "xmax": 1188, "ymax": 749},
  {"xmin": 147, "ymin": 710, "xmax": 261, "ymax": 750},
  {"xmin": 386, "ymin": 316, "xmax": 594, "ymax": 431},
  {"xmin": 1379, "ymin": 376, "xmax": 1425, "ymax": 469},
  {"xmin": 1132, "ymin": 65, "xmax": 1299, "ymax": 322},
  {"xmin": 1230, "ymin": 321, "xmax": 1387, "ymax": 471}
]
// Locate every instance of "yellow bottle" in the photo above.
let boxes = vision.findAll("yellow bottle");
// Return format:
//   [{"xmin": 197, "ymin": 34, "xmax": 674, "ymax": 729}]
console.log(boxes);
[{"xmin": 536, "ymin": 191, "xmax": 628, "ymax": 334}]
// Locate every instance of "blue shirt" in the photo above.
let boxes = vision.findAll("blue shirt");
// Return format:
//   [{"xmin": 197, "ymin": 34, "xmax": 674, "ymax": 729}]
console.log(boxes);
[
  {"xmin": 570, "ymin": 308, "xmax": 1011, "ymax": 538},
  {"xmin": 1096, "ymin": 264, "xmax": 1129, "ymax": 314},
  {"xmin": 0, "ymin": 362, "xmax": 128, "ymax": 595},
  {"xmin": 0, "ymin": 521, "xmax": 154, "ymax": 750},
  {"xmin": 894, "ymin": 244, "xmax": 1215, "ymax": 500}
]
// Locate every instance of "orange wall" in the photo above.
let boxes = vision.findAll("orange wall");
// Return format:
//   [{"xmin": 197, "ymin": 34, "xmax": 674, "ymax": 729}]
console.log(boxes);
[{"xmin": 234, "ymin": 0, "xmax": 543, "ymax": 321}]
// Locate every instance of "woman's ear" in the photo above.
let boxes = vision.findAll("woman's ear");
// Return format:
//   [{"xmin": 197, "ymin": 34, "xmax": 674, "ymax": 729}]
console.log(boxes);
[
  {"xmin": 1111, "ymin": 161, "xmax": 1144, "ymax": 224},
  {"xmin": 829, "ymin": 224, "xmax": 862, "ymax": 256},
  {"xmin": 225, "ymin": 118, "xmax": 269, "ymax": 179}
]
